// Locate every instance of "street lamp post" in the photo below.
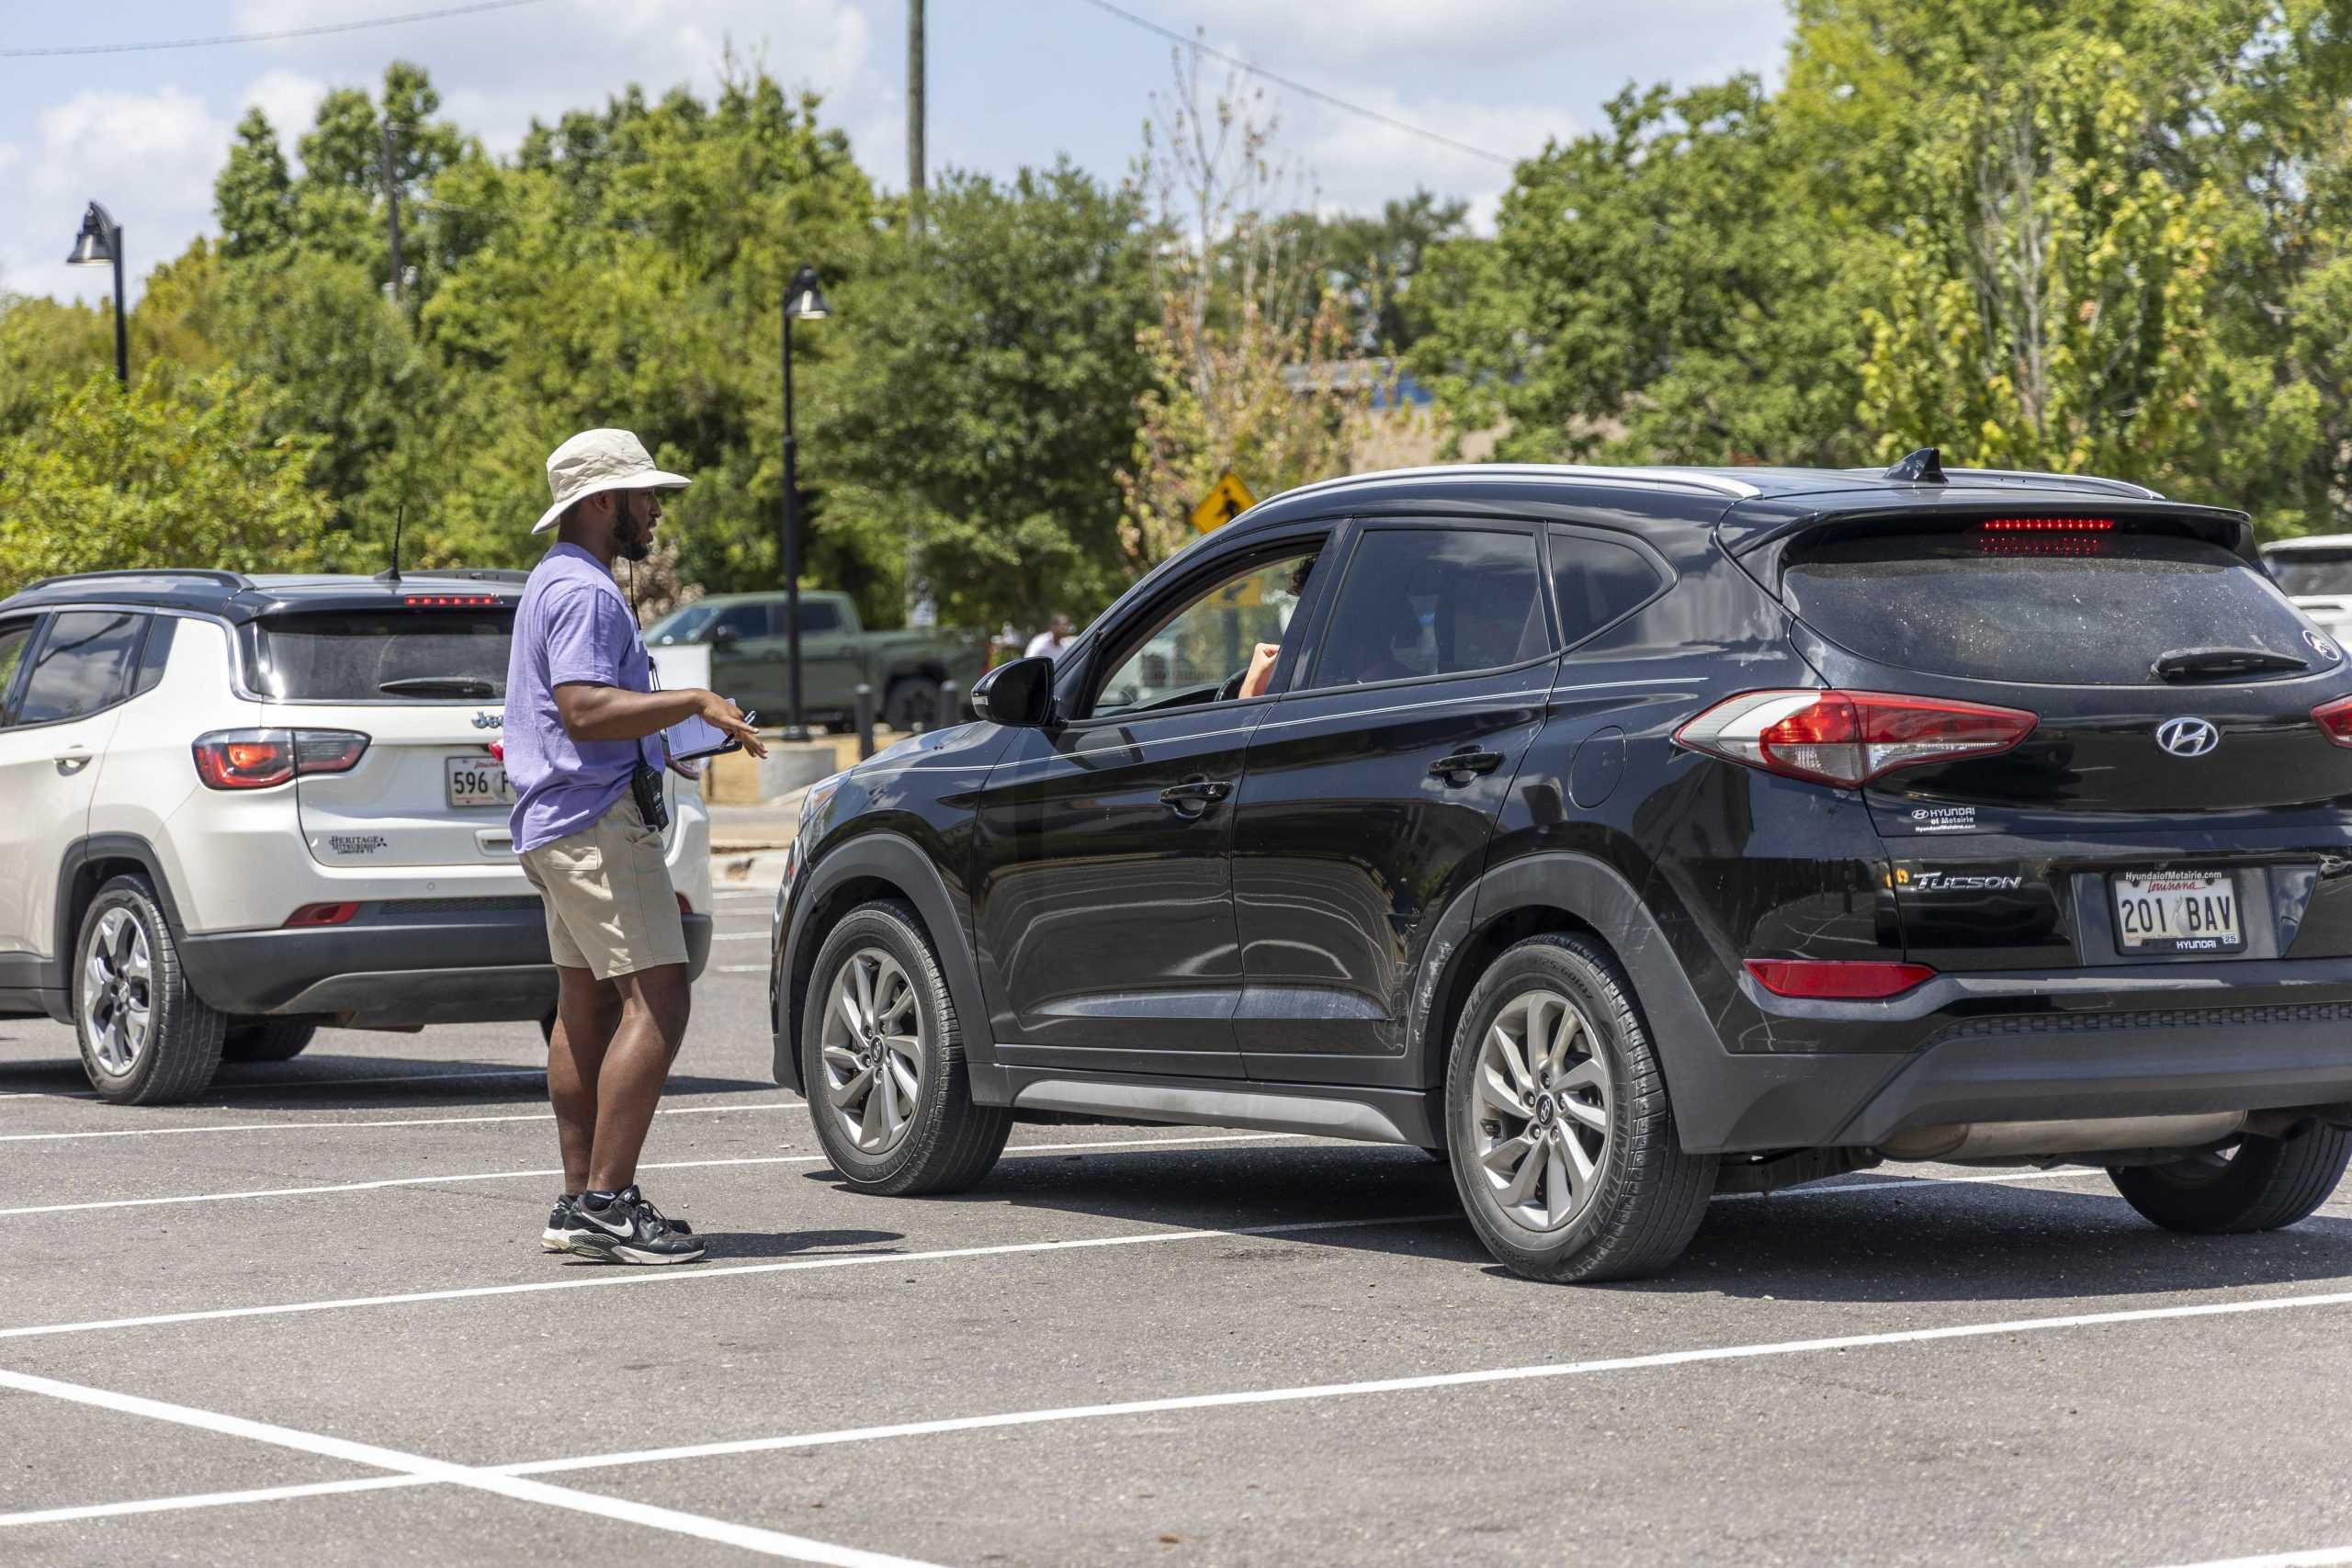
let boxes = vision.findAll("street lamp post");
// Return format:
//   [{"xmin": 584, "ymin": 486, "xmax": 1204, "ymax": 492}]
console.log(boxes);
[
  {"xmin": 65, "ymin": 202, "xmax": 128, "ymax": 388},
  {"xmin": 780, "ymin": 262, "xmax": 831, "ymax": 742}
]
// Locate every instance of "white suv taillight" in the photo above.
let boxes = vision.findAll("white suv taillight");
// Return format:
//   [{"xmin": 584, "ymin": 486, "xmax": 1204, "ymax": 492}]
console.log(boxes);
[
  {"xmin": 1674, "ymin": 690, "xmax": 2036, "ymax": 787},
  {"xmin": 192, "ymin": 728, "xmax": 370, "ymax": 790}
]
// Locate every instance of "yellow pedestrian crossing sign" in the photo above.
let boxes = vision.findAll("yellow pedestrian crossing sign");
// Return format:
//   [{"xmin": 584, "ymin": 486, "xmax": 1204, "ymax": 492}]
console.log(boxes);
[{"xmin": 1190, "ymin": 469, "xmax": 1257, "ymax": 535}]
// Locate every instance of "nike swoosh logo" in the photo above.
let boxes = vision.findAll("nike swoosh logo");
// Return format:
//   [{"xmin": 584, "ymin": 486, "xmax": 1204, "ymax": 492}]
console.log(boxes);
[{"xmin": 579, "ymin": 1207, "xmax": 635, "ymax": 1236}]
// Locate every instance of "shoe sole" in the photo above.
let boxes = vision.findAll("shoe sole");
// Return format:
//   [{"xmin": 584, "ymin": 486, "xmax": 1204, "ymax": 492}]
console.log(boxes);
[
  {"xmin": 564, "ymin": 1234, "xmax": 706, "ymax": 1266},
  {"xmin": 541, "ymin": 1228, "xmax": 582, "ymax": 1253}
]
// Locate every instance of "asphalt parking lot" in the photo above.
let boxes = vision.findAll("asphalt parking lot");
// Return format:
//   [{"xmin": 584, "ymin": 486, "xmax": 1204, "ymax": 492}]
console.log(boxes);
[{"xmin": 5, "ymin": 877, "xmax": 2352, "ymax": 1567}]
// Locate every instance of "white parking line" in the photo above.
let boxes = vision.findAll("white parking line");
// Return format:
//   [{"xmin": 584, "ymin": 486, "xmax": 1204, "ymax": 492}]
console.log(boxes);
[
  {"xmin": 714, "ymin": 932, "xmax": 766, "ymax": 942},
  {"xmin": 2154, "ymin": 1546, "xmax": 2352, "ymax": 1568},
  {"xmin": 0, "ymin": 1101, "xmax": 792, "ymax": 1145},
  {"xmin": 0, "ymin": 1367, "xmax": 939, "ymax": 1566},
  {"xmin": 0, "ymin": 1067, "xmax": 553, "ymax": 1105},
  {"xmin": 0, "ymin": 1213, "xmax": 1455, "ymax": 1343},
  {"xmin": 0, "ymin": 1132, "xmax": 1306, "ymax": 1217},
  {"xmin": 713, "ymin": 964, "xmax": 768, "ymax": 974}
]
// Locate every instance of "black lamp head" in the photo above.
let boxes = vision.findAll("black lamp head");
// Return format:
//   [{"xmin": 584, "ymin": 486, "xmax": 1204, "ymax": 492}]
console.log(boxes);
[
  {"xmin": 66, "ymin": 201, "xmax": 119, "ymax": 267},
  {"xmin": 785, "ymin": 264, "xmax": 831, "ymax": 321}
]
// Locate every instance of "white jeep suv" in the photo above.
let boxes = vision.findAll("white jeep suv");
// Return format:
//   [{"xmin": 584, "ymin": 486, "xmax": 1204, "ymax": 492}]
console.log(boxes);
[{"xmin": 0, "ymin": 569, "xmax": 713, "ymax": 1103}]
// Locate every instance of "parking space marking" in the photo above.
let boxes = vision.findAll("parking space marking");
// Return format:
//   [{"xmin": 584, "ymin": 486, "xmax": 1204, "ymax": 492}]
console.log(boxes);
[
  {"xmin": 0, "ymin": 1100, "xmax": 793, "ymax": 1145},
  {"xmin": 0, "ymin": 1212, "xmax": 1456, "ymax": 1343},
  {"xmin": 714, "ymin": 964, "xmax": 769, "ymax": 974},
  {"xmin": 0, "ymin": 1066, "xmax": 554, "ymax": 1104},
  {"xmin": 0, "ymin": 1132, "xmax": 1306, "ymax": 1217},
  {"xmin": 0, "ymin": 1474, "xmax": 428, "ymax": 1529},
  {"xmin": 714, "ymin": 932, "xmax": 766, "ymax": 941},
  {"xmin": 2154, "ymin": 1546, "xmax": 2352, "ymax": 1568},
  {"xmin": 0, "ymin": 1367, "xmax": 940, "ymax": 1566},
  {"xmin": 488, "ymin": 1283, "xmax": 2352, "ymax": 1480}
]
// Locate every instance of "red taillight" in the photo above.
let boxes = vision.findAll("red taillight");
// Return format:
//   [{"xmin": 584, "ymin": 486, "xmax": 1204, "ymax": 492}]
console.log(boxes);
[
  {"xmin": 1981, "ymin": 517, "xmax": 2114, "ymax": 532},
  {"xmin": 2314, "ymin": 695, "xmax": 2352, "ymax": 748},
  {"xmin": 675, "ymin": 892, "xmax": 694, "ymax": 916},
  {"xmin": 1745, "ymin": 959, "xmax": 1936, "ymax": 999},
  {"xmin": 193, "ymin": 729, "xmax": 370, "ymax": 790},
  {"xmin": 402, "ymin": 593, "xmax": 500, "ymax": 606},
  {"xmin": 284, "ymin": 902, "xmax": 360, "ymax": 928},
  {"xmin": 1675, "ymin": 690, "xmax": 2035, "ymax": 787}
]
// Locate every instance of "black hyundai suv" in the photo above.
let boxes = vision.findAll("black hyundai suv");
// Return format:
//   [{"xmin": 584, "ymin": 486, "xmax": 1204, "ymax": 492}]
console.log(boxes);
[{"xmin": 767, "ymin": 455, "xmax": 2352, "ymax": 1282}]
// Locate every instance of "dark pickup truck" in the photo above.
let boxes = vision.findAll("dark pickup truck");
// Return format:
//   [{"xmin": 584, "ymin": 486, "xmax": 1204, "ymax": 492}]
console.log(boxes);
[{"xmin": 646, "ymin": 591, "xmax": 987, "ymax": 730}]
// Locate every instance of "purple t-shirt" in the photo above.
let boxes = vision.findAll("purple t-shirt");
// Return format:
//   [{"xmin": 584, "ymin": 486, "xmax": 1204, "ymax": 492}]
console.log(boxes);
[{"xmin": 503, "ymin": 543, "xmax": 654, "ymax": 854}]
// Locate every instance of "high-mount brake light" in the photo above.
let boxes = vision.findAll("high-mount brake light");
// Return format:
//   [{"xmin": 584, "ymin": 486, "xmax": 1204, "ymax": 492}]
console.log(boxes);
[
  {"xmin": 1745, "ymin": 959, "xmax": 1937, "ymax": 999},
  {"xmin": 401, "ymin": 593, "xmax": 501, "ymax": 607},
  {"xmin": 1981, "ymin": 518, "xmax": 2115, "ymax": 532},
  {"xmin": 2313, "ymin": 694, "xmax": 2352, "ymax": 748},
  {"xmin": 1674, "ymin": 690, "xmax": 2036, "ymax": 787},
  {"xmin": 193, "ymin": 728, "xmax": 370, "ymax": 789}
]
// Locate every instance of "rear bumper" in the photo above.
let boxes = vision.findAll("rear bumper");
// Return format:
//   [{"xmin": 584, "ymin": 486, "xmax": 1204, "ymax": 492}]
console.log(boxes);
[
  {"xmin": 181, "ymin": 908, "xmax": 714, "ymax": 1026},
  {"xmin": 1690, "ymin": 963, "xmax": 2352, "ymax": 1152}
]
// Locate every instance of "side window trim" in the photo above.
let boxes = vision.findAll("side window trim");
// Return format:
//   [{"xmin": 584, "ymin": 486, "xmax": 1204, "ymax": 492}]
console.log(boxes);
[
  {"xmin": 1544, "ymin": 523, "xmax": 1677, "ymax": 656},
  {"xmin": 0, "ymin": 614, "xmax": 47, "ymax": 728},
  {"xmin": 1295, "ymin": 519, "xmax": 1553, "ymax": 695},
  {"xmin": 9, "ymin": 609, "xmax": 149, "ymax": 730},
  {"xmin": 1069, "ymin": 525, "xmax": 1337, "ymax": 727}
]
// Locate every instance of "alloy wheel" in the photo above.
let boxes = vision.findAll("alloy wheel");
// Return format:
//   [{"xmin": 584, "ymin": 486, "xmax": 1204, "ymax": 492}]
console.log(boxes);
[
  {"xmin": 818, "ymin": 946, "xmax": 924, "ymax": 1155},
  {"xmin": 1470, "ymin": 987, "xmax": 1612, "ymax": 1231},
  {"xmin": 84, "ymin": 908, "xmax": 154, "ymax": 1077}
]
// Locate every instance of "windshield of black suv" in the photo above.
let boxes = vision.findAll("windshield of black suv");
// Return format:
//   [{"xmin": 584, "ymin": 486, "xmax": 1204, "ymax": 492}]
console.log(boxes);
[
  {"xmin": 254, "ymin": 608, "xmax": 514, "ymax": 701},
  {"xmin": 1783, "ymin": 522, "xmax": 2327, "ymax": 685},
  {"xmin": 2268, "ymin": 550, "xmax": 2352, "ymax": 598}
]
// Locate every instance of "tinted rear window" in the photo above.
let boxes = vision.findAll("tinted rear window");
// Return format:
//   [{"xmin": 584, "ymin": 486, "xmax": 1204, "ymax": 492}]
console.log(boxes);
[
  {"xmin": 255, "ymin": 610, "xmax": 514, "ymax": 701},
  {"xmin": 2269, "ymin": 551, "xmax": 2352, "ymax": 598},
  {"xmin": 1783, "ymin": 525, "xmax": 2326, "ymax": 685}
]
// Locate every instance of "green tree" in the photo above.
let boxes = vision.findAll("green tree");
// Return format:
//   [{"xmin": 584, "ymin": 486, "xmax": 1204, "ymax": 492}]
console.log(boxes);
[
  {"xmin": 216, "ymin": 108, "xmax": 294, "ymax": 260},
  {"xmin": 0, "ymin": 368, "xmax": 330, "ymax": 594}
]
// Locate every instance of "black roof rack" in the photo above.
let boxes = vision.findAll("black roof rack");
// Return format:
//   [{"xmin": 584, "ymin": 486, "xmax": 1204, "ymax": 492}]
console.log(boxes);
[{"xmin": 22, "ymin": 568, "xmax": 253, "ymax": 594}]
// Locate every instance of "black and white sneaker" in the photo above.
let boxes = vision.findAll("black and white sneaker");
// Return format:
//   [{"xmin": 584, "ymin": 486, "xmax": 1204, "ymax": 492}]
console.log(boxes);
[
  {"xmin": 541, "ymin": 1192, "xmax": 587, "ymax": 1253},
  {"xmin": 567, "ymin": 1187, "xmax": 706, "ymax": 1265}
]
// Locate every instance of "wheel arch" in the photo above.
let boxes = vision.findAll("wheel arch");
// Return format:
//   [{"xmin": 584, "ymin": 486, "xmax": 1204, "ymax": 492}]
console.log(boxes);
[
  {"xmin": 1411, "ymin": 852, "xmax": 1733, "ymax": 1152},
  {"xmin": 46, "ymin": 834, "xmax": 189, "ymax": 1022},
  {"xmin": 774, "ymin": 829, "xmax": 994, "ymax": 1098}
]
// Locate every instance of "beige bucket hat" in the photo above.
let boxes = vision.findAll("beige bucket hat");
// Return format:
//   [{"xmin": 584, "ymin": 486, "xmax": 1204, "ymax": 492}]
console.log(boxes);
[{"xmin": 533, "ymin": 427, "xmax": 692, "ymax": 534}]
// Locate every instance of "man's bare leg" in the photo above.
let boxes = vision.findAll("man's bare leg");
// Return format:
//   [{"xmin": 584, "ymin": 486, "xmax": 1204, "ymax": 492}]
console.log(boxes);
[
  {"xmin": 547, "ymin": 964, "xmax": 621, "ymax": 1193},
  {"xmin": 584, "ymin": 962, "xmax": 693, "ymax": 1193}
]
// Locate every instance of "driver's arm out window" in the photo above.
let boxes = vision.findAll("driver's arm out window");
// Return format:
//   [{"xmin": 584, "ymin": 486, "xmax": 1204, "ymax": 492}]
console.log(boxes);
[{"xmin": 1091, "ymin": 550, "xmax": 1320, "ymax": 719}]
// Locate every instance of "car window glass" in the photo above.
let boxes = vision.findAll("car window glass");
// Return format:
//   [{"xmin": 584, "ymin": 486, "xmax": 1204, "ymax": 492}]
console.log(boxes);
[
  {"xmin": 255, "ymin": 609, "xmax": 514, "ymax": 701},
  {"xmin": 650, "ymin": 604, "xmax": 714, "ymax": 643},
  {"xmin": 2268, "ymin": 551, "xmax": 2352, "ymax": 598},
  {"xmin": 130, "ymin": 615, "xmax": 177, "ymax": 698},
  {"xmin": 1550, "ymin": 528, "xmax": 1668, "ymax": 647},
  {"xmin": 1314, "ymin": 529, "xmax": 1547, "ymax": 688},
  {"xmin": 1093, "ymin": 550, "xmax": 1320, "ymax": 719},
  {"xmin": 17, "ymin": 610, "xmax": 143, "ymax": 724},
  {"xmin": 0, "ymin": 621, "xmax": 32, "ymax": 724},
  {"xmin": 799, "ymin": 602, "xmax": 842, "ymax": 633},
  {"xmin": 714, "ymin": 604, "xmax": 767, "ymax": 639}
]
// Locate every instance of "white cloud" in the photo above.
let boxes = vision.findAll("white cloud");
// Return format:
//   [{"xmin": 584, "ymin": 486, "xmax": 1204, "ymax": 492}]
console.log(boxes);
[
  {"xmin": 243, "ymin": 69, "xmax": 329, "ymax": 149},
  {"xmin": 2, "ymin": 86, "xmax": 229, "ymax": 306},
  {"xmin": 1288, "ymin": 95, "xmax": 1577, "ymax": 233},
  {"xmin": 1182, "ymin": 0, "xmax": 1573, "ymax": 68}
]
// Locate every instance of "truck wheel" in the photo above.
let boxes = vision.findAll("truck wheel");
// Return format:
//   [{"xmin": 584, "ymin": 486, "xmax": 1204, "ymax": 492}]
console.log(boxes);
[
  {"xmin": 221, "ymin": 1020, "xmax": 319, "ymax": 1063},
  {"xmin": 885, "ymin": 676, "xmax": 944, "ymax": 731},
  {"xmin": 1446, "ymin": 931, "xmax": 1716, "ymax": 1283},
  {"xmin": 801, "ymin": 898, "xmax": 1012, "ymax": 1195},
  {"xmin": 74, "ymin": 874, "xmax": 228, "ymax": 1105},
  {"xmin": 2109, "ymin": 1127, "xmax": 2352, "ymax": 1234}
]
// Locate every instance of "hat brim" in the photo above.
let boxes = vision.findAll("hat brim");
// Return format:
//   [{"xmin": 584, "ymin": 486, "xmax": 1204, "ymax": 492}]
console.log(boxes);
[{"xmin": 532, "ymin": 469, "xmax": 692, "ymax": 535}]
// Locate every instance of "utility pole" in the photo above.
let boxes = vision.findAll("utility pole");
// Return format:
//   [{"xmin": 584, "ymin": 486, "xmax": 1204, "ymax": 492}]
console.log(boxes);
[
  {"xmin": 907, "ymin": 0, "xmax": 925, "ymax": 232},
  {"xmin": 379, "ymin": 121, "xmax": 405, "ymax": 305}
]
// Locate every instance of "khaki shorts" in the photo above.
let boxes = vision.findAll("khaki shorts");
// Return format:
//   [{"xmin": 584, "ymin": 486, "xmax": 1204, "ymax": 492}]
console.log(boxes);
[{"xmin": 519, "ymin": 795, "xmax": 688, "ymax": 982}]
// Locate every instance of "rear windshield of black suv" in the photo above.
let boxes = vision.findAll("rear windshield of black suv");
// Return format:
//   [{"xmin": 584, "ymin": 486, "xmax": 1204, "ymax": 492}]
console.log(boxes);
[
  {"xmin": 1781, "ymin": 522, "xmax": 2325, "ymax": 685},
  {"xmin": 253, "ymin": 608, "xmax": 514, "ymax": 701}
]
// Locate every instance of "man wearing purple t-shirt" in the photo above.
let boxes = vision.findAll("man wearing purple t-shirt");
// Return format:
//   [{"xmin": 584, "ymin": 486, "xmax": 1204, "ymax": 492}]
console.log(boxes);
[{"xmin": 506, "ymin": 428, "xmax": 765, "ymax": 1265}]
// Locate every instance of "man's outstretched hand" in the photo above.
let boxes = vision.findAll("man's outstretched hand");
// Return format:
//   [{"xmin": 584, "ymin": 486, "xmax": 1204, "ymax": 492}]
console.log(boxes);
[{"xmin": 698, "ymin": 690, "xmax": 769, "ymax": 758}]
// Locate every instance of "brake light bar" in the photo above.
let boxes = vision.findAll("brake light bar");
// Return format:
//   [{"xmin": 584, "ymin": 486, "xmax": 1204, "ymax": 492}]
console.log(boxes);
[
  {"xmin": 401, "ymin": 594, "xmax": 502, "ymax": 606},
  {"xmin": 2313, "ymin": 694, "xmax": 2352, "ymax": 748},
  {"xmin": 1675, "ymin": 690, "xmax": 2036, "ymax": 787},
  {"xmin": 1746, "ymin": 959, "xmax": 1937, "ymax": 999},
  {"xmin": 192, "ymin": 728, "xmax": 370, "ymax": 790},
  {"xmin": 1981, "ymin": 518, "xmax": 2114, "ymax": 531}
]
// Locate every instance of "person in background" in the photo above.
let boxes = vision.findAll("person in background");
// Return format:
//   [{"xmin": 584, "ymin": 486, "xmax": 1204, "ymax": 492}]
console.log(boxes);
[{"xmin": 1025, "ymin": 613, "xmax": 1075, "ymax": 660}]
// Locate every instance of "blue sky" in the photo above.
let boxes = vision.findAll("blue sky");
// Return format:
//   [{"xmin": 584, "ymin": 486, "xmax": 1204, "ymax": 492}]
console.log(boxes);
[{"xmin": 2, "ymin": 1, "xmax": 1794, "ymax": 308}]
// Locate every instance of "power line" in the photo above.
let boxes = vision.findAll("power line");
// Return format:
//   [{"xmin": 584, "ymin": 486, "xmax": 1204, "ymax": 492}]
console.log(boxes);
[
  {"xmin": 1069, "ymin": 0, "xmax": 1518, "ymax": 169},
  {"xmin": 0, "ymin": 0, "xmax": 557, "ymax": 59}
]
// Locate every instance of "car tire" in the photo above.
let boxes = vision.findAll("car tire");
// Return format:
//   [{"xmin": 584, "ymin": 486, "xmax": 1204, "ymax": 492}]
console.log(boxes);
[
  {"xmin": 884, "ymin": 676, "xmax": 944, "ymax": 732},
  {"xmin": 800, "ymin": 897, "xmax": 1012, "ymax": 1195},
  {"xmin": 73, "ymin": 874, "xmax": 228, "ymax": 1106},
  {"xmin": 1445, "ymin": 931, "xmax": 1717, "ymax": 1283},
  {"xmin": 221, "ymin": 1020, "xmax": 318, "ymax": 1063},
  {"xmin": 2109, "ymin": 1126, "xmax": 2352, "ymax": 1234}
]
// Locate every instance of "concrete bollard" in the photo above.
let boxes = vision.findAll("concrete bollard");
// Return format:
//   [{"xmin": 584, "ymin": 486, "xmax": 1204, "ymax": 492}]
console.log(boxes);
[
  {"xmin": 854, "ymin": 682, "xmax": 876, "ymax": 761},
  {"xmin": 941, "ymin": 678, "xmax": 961, "ymax": 727}
]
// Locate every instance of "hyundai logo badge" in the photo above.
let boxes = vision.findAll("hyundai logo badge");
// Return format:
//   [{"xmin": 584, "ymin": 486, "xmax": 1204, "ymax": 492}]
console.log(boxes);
[
  {"xmin": 2156, "ymin": 716, "xmax": 2219, "ymax": 758},
  {"xmin": 472, "ymin": 712, "xmax": 503, "ymax": 729}
]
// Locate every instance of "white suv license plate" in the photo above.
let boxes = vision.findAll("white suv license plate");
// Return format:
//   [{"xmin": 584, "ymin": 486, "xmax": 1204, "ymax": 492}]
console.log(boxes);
[
  {"xmin": 2112, "ymin": 871, "xmax": 2243, "ymax": 953},
  {"xmin": 445, "ymin": 755, "xmax": 513, "ymax": 808}
]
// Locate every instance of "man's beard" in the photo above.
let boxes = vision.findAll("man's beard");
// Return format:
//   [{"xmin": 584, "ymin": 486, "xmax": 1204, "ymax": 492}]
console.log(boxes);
[{"xmin": 614, "ymin": 500, "xmax": 654, "ymax": 562}]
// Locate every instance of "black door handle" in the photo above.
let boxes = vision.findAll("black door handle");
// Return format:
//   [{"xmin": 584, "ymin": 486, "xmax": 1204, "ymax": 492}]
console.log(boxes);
[
  {"xmin": 1159, "ymin": 778, "xmax": 1233, "ymax": 814},
  {"xmin": 1430, "ymin": 749, "xmax": 1506, "ymax": 784}
]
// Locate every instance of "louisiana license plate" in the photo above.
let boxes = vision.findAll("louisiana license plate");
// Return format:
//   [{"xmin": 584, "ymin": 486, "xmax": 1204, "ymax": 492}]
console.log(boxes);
[
  {"xmin": 445, "ymin": 755, "xmax": 512, "ymax": 808},
  {"xmin": 2112, "ymin": 871, "xmax": 2244, "ymax": 953}
]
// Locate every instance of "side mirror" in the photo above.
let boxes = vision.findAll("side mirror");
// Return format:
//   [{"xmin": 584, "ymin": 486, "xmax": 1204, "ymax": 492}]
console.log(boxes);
[{"xmin": 970, "ymin": 656, "xmax": 1056, "ymax": 728}]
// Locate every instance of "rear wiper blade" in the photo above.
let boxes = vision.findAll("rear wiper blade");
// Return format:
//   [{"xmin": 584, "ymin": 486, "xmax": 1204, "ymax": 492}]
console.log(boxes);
[
  {"xmin": 379, "ymin": 676, "xmax": 499, "ymax": 697},
  {"xmin": 2151, "ymin": 646, "xmax": 2310, "ymax": 682}
]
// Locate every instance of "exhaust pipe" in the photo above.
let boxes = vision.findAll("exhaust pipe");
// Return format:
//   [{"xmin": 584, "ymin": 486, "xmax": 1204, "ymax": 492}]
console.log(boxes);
[{"xmin": 1880, "ymin": 1111, "xmax": 2246, "ymax": 1163}]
